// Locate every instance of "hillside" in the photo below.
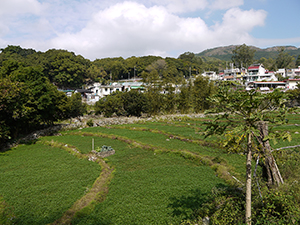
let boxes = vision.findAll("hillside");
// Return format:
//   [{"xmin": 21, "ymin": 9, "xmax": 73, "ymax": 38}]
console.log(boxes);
[{"xmin": 196, "ymin": 45, "xmax": 300, "ymax": 61}]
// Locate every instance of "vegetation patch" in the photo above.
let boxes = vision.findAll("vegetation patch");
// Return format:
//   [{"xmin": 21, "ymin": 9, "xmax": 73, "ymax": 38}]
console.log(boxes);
[{"xmin": 0, "ymin": 143, "xmax": 101, "ymax": 225}]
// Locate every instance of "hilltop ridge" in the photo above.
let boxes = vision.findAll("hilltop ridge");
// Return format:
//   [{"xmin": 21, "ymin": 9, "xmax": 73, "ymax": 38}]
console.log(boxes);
[{"xmin": 195, "ymin": 45, "xmax": 300, "ymax": 61}]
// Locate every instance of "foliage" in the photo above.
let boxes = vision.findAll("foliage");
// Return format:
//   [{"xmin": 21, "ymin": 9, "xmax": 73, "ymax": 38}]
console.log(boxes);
[
  {"xmin": 122, "ymin": 90, "xmax": 149, "ymax": 117},
  {"xmin": 86, "ymin": 119, "xmax": 94, "ymax": 127},
  {"xmin": 296, "ymin": 55, "xmax": 300, "ymax": 67},
  {"xmin": 204, "ymin": 86, "xmax": 290, "ymax": 224},
  {"xmin": 275, "ymin": 47, "xmax": 294, "ymax": 69},
  {"xmin": 205, "ymin": 87, "xmax": 290, "ymax": 152},
  {"xmin": 198, "ymin": 186, "xmax": 245, "ymax": 225},
  {"xmin": 231, "ymin": 44, "xmax": 256, "ymax": 68},
  {"xmin": 253, "ymin": 189, "xmax": 300, "ymax": 224},
  {"xmin": 63, "ymin": 92, "xmax": 87, "ymax": 119},
  {"xmin": 94, "ymin": 92, "xmax": 125, "ymax": 117},
  {"xmin": 0, "ymin": 60, "xmax": 88, "ymax": 146},
  {"xmin": 191, "ymin": 76, "xmax": 216, "ymax": 112}
]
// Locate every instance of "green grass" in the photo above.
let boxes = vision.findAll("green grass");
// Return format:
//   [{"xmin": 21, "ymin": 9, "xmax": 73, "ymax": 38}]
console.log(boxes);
[
  {"xmin": 79, "ymin": 126, "xmax": 222, "ymax": 157},
  {"xmin": 72, "ymin": 146, "xmax": 224, "ymax": 225},
  {"xmin": 0, "ymin": 143, "xmax": 101, "ymax": 225},
  {"xmin": 1, "ymin": 113, "xmax": 298, "ymax": 224}
]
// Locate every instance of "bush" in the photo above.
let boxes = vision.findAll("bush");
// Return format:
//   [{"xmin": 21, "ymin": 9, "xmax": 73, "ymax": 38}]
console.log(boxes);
[
  {"xmin": 253, "ymin": 189, "xmax": 300, "ymax": 224},
  {"xmin": 86, "ymin": 119, "xmax": 94, "ymax": 127},
  {"xmin": 198, "ymin": 187, "xmax": 245, "ymax": 225}
]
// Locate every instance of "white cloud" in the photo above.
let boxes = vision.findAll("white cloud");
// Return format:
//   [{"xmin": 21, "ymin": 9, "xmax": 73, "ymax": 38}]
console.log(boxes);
[
  {"xmin": 211, "ymin": 7, "xmax": 267, "ymax": 45},
  {"xmin": 46, "ymin": 2, "xmax": 267, "ymax": 59},
  {"xmin": 146, "ymin": 0, "xmax": 208, "ymax": 13},
  {"xmin": 0, "ymin": 0, "xmax": 273, "ymax": 59}
]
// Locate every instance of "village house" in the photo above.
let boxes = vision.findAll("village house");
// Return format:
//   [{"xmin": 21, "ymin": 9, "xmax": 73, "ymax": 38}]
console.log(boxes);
[
  {"xmin": 286, "ymin": 78, "xmax": 300, "ymax": 90},
  {"xmin": 246, "ymin": 81, "xmax": 286, "ymax": 91},
  {"xmin": 201, "ymin": 71, "xmax": 219, "ymax": 81},
  {"xmin": 244, "ymin": 64, "xmax": 277, "ymax": 83}
]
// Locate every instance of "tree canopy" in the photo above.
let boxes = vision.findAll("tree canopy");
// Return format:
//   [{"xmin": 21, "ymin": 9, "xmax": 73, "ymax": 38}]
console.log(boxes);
[
  {"xmin": 205, "ymin": 87, "xmax": 290, "ymax": 224},
  {"xmin": 232, "ymin": 44, "xmax": 256, "ymax": 68}
]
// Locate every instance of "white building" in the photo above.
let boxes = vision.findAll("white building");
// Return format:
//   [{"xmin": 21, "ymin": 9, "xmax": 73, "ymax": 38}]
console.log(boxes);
[
  {"xmin": 244, "ymin": 64, "xmax": 277, "ymax": 83},
  {"xmin": 201, "ymin": 71, "xmax": 219, "ymax": 81},
  {"xmin": 286, "ymin": 66, "xmax": 300, "ymax": 78},
  {"xmin": 88, "ymin": 82, "xmax": 123, "ymax": 99},
  {"xmin": 286, "ymin": 78, "xmax": 300, "ymax": 90}
]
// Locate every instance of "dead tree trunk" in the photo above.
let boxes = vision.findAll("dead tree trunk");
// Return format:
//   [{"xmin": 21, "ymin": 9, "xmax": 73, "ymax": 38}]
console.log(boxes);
[{"xmin": 258, "ymin": 121, "xmax": 284, "ymax": 187}]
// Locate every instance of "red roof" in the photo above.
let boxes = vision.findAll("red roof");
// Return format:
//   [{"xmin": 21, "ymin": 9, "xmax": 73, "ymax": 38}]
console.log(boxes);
[
  {"xmin": 249, "ymin": 81, "xmax": 286, "ymax": 84},
  {"xmin": 248, "ymin": 66, "xmax": 259, "ymax": 70}
]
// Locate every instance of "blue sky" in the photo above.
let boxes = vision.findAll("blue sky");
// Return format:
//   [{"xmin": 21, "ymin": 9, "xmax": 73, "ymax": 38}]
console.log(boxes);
[{"xmin": 0, "ymin": 0, "xmax": 299, "ymax": 59}]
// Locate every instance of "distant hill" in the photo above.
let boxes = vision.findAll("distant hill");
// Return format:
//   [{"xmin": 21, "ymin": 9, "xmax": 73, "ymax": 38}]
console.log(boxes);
[{"xmin": 195, "ymin": 45, "xmax": 300, "ymax": 61}]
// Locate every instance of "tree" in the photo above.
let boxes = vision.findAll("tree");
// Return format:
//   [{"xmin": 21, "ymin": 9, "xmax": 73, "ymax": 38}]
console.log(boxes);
[
  {"xmin": 44, "ymin": 50, "xmax": 89, "ymax": 88},
  {"xmin": 142, "ymin": 69, "xmax": 164, "ymax": 115},
  {"xmin": 232, "ymin": 44, "xmax": 256, "ymax": 68},
  {"xmin": 178, "ymin": 52, "xmax": 195, "ymax": 62},
  {"xmin": 63, "ymin": 92, "xmax": 87, "ymax": 120},
  {"xmin": 122, "ymin": 90, "xmax": 148, "ymax": 117},
  {"xmin": 296, "ymin": 55, "xmax": 300, "ymax": 67},
  {"xmin": 205, "ymin": 87, "xmax": 289, "ymax": 225},
  {"xmin": 191, "ymin": 75, "xmax": 216, "ymax": 112},
  {"xmin": 94, "ymin": 92, "xmax": 125, "ymax": 117},
  {"xmin": 275, "ymin": 47, "xmax": 293, "ymax": 69},
  {"xmin": 177, "ymin": 80, "xmax": 192, "ymax": 113}
]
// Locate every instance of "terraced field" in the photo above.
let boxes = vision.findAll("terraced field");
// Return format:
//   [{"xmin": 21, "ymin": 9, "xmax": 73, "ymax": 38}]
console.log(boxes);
[{"xmin": 1, "ymin": 114, "xmax": 299, "ymax": 224}]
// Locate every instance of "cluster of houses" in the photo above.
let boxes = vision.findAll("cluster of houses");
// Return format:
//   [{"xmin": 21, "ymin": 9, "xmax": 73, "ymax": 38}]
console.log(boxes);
[
  {"xmin": 72, "ymin": 79, "xmax": 144, "ymax": 104},
  {"xmin": 64, "ymin": 64, "xmax": 300, "ymax": 104},
  {"xmin": 202, "ymin": 63, "xmax": 300, "ymax": 92}
]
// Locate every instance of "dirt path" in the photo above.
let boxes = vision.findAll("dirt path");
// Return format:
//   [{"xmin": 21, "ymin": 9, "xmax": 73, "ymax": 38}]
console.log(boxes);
[{"xmin": 41, "ymin": 141, "xmax": 114, "ymax": 225}]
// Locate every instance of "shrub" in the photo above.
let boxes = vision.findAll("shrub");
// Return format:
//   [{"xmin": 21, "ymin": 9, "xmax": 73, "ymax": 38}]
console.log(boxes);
[
  {"xmin": 86, "ymin": 119, "xmax": 94, "ymax": 127},
  {"xmin": 198, "ymin": 186, "xmax": 245, "ymax": 225},
  {"xmin": 253, "ymin": 189, "xmax": 300, "ymax": 224}
]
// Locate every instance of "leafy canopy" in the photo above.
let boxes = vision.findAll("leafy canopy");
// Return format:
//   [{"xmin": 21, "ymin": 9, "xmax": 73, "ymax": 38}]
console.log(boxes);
[{"xmin": 205, "ymin": 87, "xmax": 290, "ymax": 153}]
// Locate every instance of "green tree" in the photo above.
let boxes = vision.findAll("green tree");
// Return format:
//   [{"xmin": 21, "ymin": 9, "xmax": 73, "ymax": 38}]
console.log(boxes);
[
  {"xmin": 122, "ymin": 90, "xmax": 148, "ymax": 117},
  {"xmin": 63, "ymin": 92, "xmax": 87, "ymax": 120},
  {"xmin": 43, "ymin": 50, "xmax": 89, "ymax": 88},
  {"xmin": 205, "ymin": 87, "xmax": 289, "ymax": 225},
  {"xmin": 275, "ymin": 47, "xmax": 293, "ymax": 69},
  {"xmin": 232, "ymin": 44, "xmax": 256, "ymax": 68},
  {"xmin": 296, "ymin": 55, "xmax": 300, "ymax": 67},
  {"xmin": 177, "ymin": 80, "xmax": 192, "ymax": 113},
  {"xmin": 191, "ymin": 76, "xmax": 216, "ymax": 112},
  {"xmin": 94, "ymin": 92, "xmax": 125, "ymax": 117},
  {"xmin": 142, "ymin": 69, "xmax": 164, "ymax": 115},
  {"xmin": 163, "ymin": 84, "xmax": 176, "ymax": 114},
  {"xmin": 178, "ymin": 52, "xmax": 195, "ymax": 62}
]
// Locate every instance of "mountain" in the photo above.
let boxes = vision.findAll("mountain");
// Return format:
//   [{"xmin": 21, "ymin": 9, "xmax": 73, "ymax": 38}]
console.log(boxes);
[{"xmin": 195, "ymin": 45, "xmax": 300, "ymax": 61}]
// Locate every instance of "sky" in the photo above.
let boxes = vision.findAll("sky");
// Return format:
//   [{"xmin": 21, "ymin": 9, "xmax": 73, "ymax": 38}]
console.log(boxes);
[{"xmin": 0, "ymin": 0, "xmax": 299, "ymax": 60}]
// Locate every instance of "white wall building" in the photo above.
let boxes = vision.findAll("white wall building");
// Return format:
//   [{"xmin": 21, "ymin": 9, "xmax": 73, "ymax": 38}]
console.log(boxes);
[
  {"xmin": 201, "ymin": 71, "xmax": 219, "ymax": 81},
  {"xmin": 286, "ymin": 79, "xmax": 300, "ymax": 90},
  {"xmin": 244, "ymin": 64, "xmax": 277, "ymax": 83}
]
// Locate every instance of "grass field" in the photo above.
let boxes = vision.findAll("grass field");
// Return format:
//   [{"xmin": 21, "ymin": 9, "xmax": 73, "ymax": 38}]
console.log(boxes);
[
  {"xmin": 0, "ymin": 143, "xmax": 101, "ymax": 224},
  {"xmin": 0, "ymin": 113, "xmax": 299, "ymax": 224}
]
